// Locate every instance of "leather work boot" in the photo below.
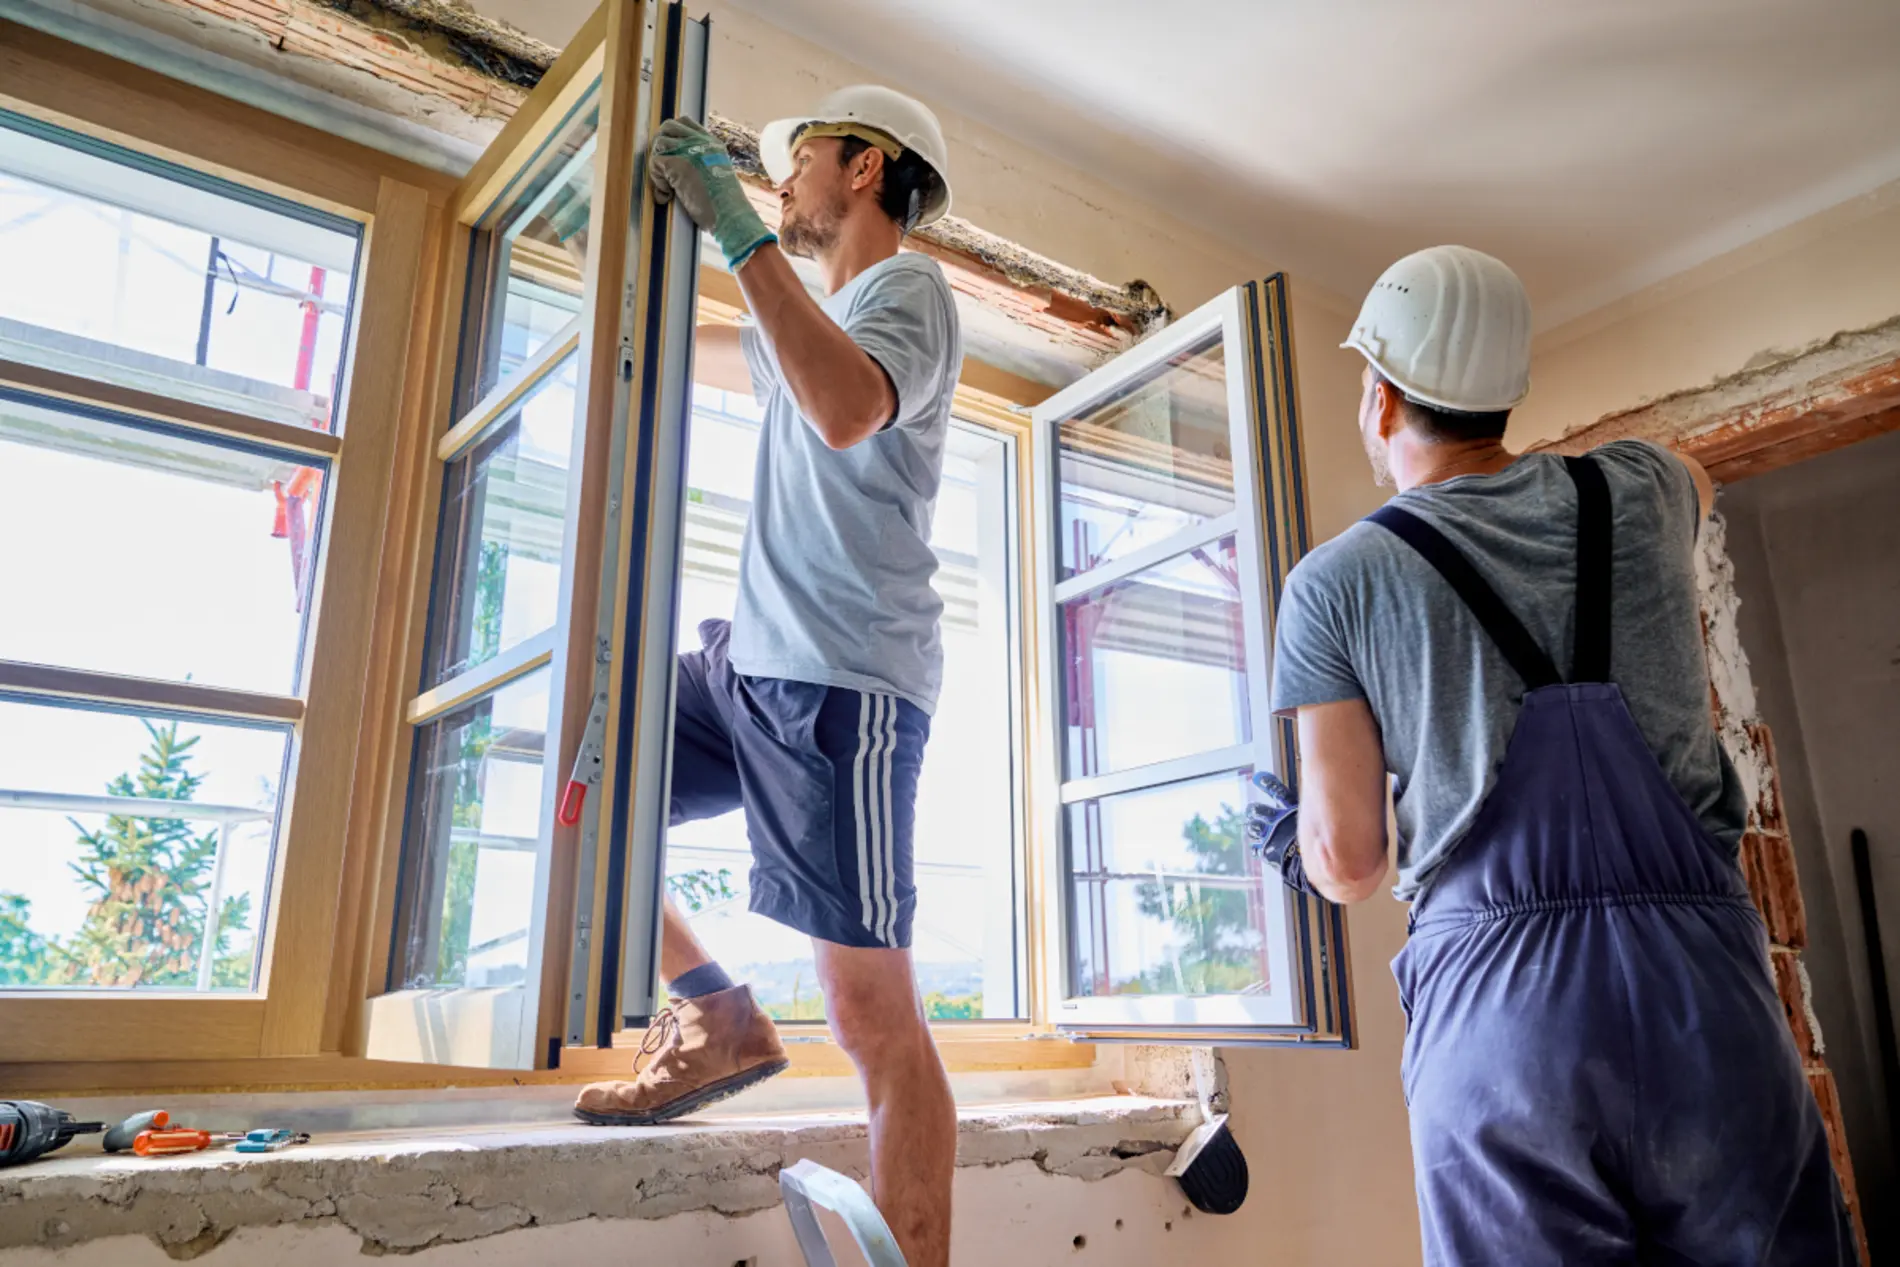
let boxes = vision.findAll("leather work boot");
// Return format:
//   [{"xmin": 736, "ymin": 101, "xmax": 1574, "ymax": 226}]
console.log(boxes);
[{"xmin": 573, "ymin": 983, "xmax": 789, "ymax": 1125}]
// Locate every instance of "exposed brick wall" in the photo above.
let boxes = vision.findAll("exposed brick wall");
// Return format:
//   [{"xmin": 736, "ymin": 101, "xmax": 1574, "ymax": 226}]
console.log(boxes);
[{"xmin": 1732, "ymin": 708, "xmax": 1870, "ymax": 1262}]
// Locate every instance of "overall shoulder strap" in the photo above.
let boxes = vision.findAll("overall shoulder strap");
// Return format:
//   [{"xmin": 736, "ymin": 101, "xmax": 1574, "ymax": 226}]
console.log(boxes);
[
  {"xmin": 1368, "ymin": 504, "xmax": 1562, "ymax": 691},
  {"xmin": 1562, "ymin": 454, "xmax": 1613, "ymax": 683}
]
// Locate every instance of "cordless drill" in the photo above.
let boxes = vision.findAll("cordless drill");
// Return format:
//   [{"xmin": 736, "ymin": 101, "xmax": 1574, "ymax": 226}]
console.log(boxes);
[{"xmin": 0, "ymin": 1101, "xmax": 104, "ymax": 1167}]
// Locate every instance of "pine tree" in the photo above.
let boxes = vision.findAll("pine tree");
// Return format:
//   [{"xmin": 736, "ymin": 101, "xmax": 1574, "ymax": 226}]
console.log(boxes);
[
  {"xmin": 1133, "ymin": 802, "xmax": 1262, "ymax": 995},
  {"xmin": 59, "ymin": 721, "xmax": 253, "ymax": 989},
  {"xmin": 0, "ymin": 893, "xmax": 54, "ymax": 986}
]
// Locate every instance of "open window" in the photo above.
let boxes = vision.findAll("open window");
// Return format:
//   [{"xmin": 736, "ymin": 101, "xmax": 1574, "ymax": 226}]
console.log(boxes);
[
  {"xmin": 1032, "ymin": 277, "xmax": 1350, "ymax": 1044},
  {"xmin": 365, "ymin": 0, "xmax": 707, "ymax": 1070}
]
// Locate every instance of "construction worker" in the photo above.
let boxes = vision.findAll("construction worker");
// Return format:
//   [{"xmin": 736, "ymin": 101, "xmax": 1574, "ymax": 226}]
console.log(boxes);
[
  {"xmin": 1253, "ymin": 245, "xmax": 1856, "ymax": 1264},
  {"xmin": 573, "ymin": 87, "xmax": 960, "ymax": 1266}
]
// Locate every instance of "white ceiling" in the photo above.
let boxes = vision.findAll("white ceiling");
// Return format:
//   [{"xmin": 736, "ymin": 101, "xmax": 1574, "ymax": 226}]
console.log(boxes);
[{"xmin": 482, "ymin": 0, "xmax": 1900, "ymax": 331}]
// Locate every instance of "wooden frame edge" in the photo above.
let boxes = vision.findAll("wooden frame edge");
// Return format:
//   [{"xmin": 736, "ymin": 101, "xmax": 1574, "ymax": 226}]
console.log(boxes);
[
  {"xmin": 452, "ymin": 5, "xmax": 609, "ymax": 225},
  {"xmin": 0, "ymin": 358, "xmax": 343, "ymax": 460},
  {"xmin": 256, "ymin": 176, "xmax": 430, "ymax": 1058},
  {"xmin": 0, "ymin": 661, "xmax": 303, "ymax": 723}
]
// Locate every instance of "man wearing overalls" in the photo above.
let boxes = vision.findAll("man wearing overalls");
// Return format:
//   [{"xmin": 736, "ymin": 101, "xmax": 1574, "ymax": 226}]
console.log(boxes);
[{"xmin": 1254, "ymin": 245, "xmax": 1856, "ymax": 1263}]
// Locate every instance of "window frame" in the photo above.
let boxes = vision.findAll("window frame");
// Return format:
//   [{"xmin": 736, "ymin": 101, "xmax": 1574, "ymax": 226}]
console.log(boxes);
[
  {"xmin": 0, "ymin": 10, "xmax": 1350, "ymax": 1091},
  {"xmin": 0, "ymin": 17, "xmax": 444, "ymax": 1065},
  {"xmin": 1028, "ymin": 277, "xmax": 1354, "ymax": 1046}
]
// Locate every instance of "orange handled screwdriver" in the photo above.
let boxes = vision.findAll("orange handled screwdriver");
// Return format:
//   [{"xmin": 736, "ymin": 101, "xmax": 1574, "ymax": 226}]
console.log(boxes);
[{"xmin": 131, "ymin": 1127, "xmax": 246, "ymax": 1157}]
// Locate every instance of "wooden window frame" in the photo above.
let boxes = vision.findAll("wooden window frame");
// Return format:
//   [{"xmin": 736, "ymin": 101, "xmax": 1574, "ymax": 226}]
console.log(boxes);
[
  {"xmin": 0, "ymin": 6, "xmax": 1194, "ymax": 1094},
  {"xmin": 0, "ymin": 17, "xmax": 449, "ymax": 1070}
]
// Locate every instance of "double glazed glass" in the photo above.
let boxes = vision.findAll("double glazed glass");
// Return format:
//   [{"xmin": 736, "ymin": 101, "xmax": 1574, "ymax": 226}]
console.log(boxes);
[
  {"xmin": 1038, "ymin": 285, "xmax": 1317, "ymax": 1034},
  {"xmin": 425, "ymin": 354, "xmax": 579, "ymax": 684},
  {"xmin": 0, "ymin": 696, "xmax": 289, "ymax": 991},
  {"xmin": 392, "ymin": 82, "xmax": 604, "ymax": 1001},
  {"xmin": 663, "ymin": 393, "xmax": 1028, "ymax": 1020},
  {"xmin": 1056, "ymin": 332, "xmax": 1233, "ymax": 581},
  {"xmin": 467, "ymin": 103, "xmax": 599, "ymax": 400},
  {"xmin": 0, "ymin": 110, "xmax": 359, "ymax": 431},
  {"xmin": 0, "ymin": 113, "xmax": 355, "ymax": 997},
  {"xmin": 1066, "ymin": 770, "xmax": 1267, "ymax": 999},
  {"xmin": 394, "ymin": 668, "xmax": 551, "ymax": 990},
  {"xmin": 0, "ymin": 394, "xmax": 325, "ymax": 693}
]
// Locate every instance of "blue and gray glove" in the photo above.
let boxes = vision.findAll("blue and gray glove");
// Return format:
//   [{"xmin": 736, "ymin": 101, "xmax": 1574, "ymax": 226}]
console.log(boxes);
[
  {"xmin": 647, "ymin": 118, "xmax": 777, "ymax": 271},
  {"xmin": 1247, "ymin": 771, "xmax": 1316, "ymax": 896}
]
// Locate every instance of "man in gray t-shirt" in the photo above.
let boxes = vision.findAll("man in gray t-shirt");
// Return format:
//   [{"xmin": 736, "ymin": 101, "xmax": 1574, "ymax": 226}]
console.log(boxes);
[
  {"xmin": 1252, "ymin": 246, "xmax": 1852, "ymax": 1264},
  {"xmin": 574, "ymin": 89, "xmax": 963, "ymax": 1267}
]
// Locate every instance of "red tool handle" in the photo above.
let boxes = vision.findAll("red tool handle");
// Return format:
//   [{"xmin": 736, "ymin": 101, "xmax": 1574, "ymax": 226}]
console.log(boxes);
[
  {"xmin": 557, "ymin": 780, "xmax": 587, "ymax": 826},
  {"xmin": 133, "ymin": 1128, "xmax": 213, "ymax": 1156}
]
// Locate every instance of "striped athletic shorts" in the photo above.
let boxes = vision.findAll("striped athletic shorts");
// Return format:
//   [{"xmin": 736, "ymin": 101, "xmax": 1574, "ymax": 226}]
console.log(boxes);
[{"xmin": 668, "ymin": 620, "xmax": 930, "ymax": 949}]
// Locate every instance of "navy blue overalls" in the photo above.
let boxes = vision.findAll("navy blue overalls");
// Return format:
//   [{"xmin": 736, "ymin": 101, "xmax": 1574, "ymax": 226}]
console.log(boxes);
[{"xmin": 1374, "ymin": 456, "xmax": 1855, "ymax": 1265}]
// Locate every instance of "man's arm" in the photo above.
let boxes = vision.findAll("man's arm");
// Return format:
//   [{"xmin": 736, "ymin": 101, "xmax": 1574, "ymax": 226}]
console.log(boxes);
[
  {"xmin": 1676, "ymin": 449, "xmax": 1716, "ymax": 521},
  {"xmin": 735, "ymin": 244, "xmax": 896, "ymax": 450},
  {"xmin": 692, "ymin": 324, "xmax": 754, "ymax": 395},
  {"xmin": 1292, "ymin": 698, "xmax": 1391, "ymax": 904}
]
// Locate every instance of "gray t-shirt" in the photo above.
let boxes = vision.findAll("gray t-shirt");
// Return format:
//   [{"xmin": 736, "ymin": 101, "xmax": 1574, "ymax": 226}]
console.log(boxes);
[
  {"xmin": 733, "ymin": 252, "xmax": 962, "ymax": 714},
  {"xmin": 1271, "ymin": 439, "xmax": 1748, "ymax": 900}
]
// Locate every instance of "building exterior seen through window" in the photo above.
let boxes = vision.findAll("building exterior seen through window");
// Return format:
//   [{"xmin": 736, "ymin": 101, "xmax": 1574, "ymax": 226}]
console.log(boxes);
[{"xmin": 0, "ymin": 111, "xmax": 360, "ymax": 992}]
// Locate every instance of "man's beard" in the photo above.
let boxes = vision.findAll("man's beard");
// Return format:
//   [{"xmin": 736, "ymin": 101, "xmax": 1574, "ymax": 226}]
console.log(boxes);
[
  {"xmin": 779, "ymin": 190, "xmax": 845, "ymax": 258},
  {"xmin": 1362, "ymin": 430, "xmax": 1394, "ymax": 488}
]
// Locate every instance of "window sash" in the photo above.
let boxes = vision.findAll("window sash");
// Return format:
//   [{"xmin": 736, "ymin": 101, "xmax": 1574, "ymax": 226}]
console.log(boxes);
[{"xmin": 1032, "ymin": 280, "xmax": 1341, "ymax": 1041}]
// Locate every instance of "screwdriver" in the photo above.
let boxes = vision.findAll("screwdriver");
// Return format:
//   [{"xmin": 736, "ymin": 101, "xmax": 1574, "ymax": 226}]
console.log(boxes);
[{"xmin": 131, "ymin": 1127, "xmax": 247, "ymax": 1157}]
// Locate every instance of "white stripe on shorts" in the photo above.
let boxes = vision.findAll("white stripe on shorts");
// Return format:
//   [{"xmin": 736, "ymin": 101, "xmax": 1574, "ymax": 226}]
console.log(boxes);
[
  {"xmin": 853, "ymin": 692, "xmax": 875, "ymax": 937},
  {"xmin": 879, "ymin": 698, "xmax": 899, "ymax": 946}
]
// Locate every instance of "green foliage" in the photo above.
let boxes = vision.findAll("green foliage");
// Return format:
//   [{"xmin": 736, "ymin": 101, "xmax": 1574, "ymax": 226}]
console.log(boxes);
[
  {"xmin": 467, "ymin": 539, "xmax": 508, "ymax": 669},
  {"xmin": 0, "ymin": 893, "xmax": 53, "ymax": 987},
  {"xmin": 1127, "ymin": 802, "xmax": 1262, "ymax": 996},
  {"xmin": 667, "ymin": 867, "xmax": 736, "ymax": 914},
  {"xmin": 920, "ymin": 990, "xmax": 982, "ymax": 1021},
  {"xmin": 0, "ymin": 721, "xmax": 254, "ymax": 990}
]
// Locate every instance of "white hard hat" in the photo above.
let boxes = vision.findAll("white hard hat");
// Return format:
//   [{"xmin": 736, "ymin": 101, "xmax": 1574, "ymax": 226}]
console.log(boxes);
[
  {"xmin": 1342, "ymin": 245, "xmax": 1532, "ymax": 414},
  {"xmin": 759, "ymin": 85, "xmax": 953, "ymax": 229}
]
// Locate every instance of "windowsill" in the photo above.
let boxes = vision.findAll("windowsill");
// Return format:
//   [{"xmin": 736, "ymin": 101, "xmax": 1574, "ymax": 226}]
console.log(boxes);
[{"xmin": 3, "ymin": 1091, "xmax": 1199, "ymax": 1256}]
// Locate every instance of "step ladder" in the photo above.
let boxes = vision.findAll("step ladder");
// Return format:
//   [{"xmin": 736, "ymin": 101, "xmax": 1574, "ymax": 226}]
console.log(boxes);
[{"xmin": 780, "ymin": 1159, "xmax": 907, "ymax": 1266}]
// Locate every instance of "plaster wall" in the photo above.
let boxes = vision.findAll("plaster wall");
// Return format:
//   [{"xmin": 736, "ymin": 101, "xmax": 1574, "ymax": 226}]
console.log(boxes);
[
  {"xmin": 1512, "ymin": 180, "xmax": 1900, "ymax": 452},
  {"xmin": 1723, "ymin": 427, "xmax": 1900, "ymax": 1260}
]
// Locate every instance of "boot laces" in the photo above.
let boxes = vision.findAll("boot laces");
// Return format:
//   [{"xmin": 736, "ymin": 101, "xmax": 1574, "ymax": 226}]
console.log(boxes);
[{"xmin": 633, "ymin": 1007, "xmax": 680, "ymax": 1074}]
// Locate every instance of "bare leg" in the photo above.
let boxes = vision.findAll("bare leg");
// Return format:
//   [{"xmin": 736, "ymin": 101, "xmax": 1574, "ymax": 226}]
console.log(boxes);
[
  {"xmin": 659, "ymin": 894, "xmax": 715, "ymax": 983},
  {"xmin": 814, "ymin": 940, "xmax": 954, "ymax": 1267}
]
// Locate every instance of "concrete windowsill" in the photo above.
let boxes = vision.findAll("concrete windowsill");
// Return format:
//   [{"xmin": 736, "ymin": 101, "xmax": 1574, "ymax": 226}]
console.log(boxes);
[{"xmin": 0, "ymin": 1094, "xmax": 1198, "ymax": 1256}]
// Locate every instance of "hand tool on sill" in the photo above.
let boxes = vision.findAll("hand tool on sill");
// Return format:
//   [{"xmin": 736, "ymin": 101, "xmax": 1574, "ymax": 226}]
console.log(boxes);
[
  {"xmin": 103, "ymin": 1109, "xmax": 170, "ymax": 1153},
  {"xmin": 131, "ymin": 1127, "xmax": 248, "ymax": 1157},
  {"xmin": 235, "ymin": 1129, "xmax": 310, "ymax": 1153},
  {"xmin": 0, "ymin": 1101, "xmax": 104, "ymax": 1168}
]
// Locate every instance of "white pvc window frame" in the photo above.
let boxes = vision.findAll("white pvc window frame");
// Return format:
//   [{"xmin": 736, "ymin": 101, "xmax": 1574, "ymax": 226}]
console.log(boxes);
[{"xmin": 1031, "ymin": 286, "xmax": 1306, "ymax": 1036}]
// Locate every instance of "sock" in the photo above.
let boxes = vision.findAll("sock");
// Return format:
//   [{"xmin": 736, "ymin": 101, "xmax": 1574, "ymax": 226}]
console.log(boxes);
[{"xmin": 668, "ymin": 962, "xmax": 734, "ymax": 1000}]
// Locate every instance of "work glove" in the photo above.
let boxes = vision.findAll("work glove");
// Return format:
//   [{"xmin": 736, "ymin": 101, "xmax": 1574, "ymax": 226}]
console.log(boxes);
[
  {"xmin": 648, "ymin": 118, "xmax": 776, "ymax": 271},
  {"xmin": 1247, "ymin": 771, "xmax": 1316, "ymax": 896}
]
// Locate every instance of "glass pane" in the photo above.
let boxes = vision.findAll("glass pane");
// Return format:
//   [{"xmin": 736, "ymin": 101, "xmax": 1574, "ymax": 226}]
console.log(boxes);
[
  {"xmin": 1057, "ymin": 331, "xmax": 1234, "ymax": 580},
  {"xmin": 426, "ymin": 353, "xmax": 578, "ymax": 684},
  {"xmin": 0, "ymin": 114, "xmax": 359, "ymax": 433},
  {"xmin": 0, "ymin": 393, "xmax": 323, "ymax": 693},
  {"xmin": 1067, "ymin": 769, "xmax": 1268, "ymax": 999},
  {"xmin": 1061, "ymin": 536, "xmax": 1249, "ymax": 781},
  {"xmin": 0, "ymin": 696, "xmax": 288, "ymax": 991},
  {"xmin": 394, "ymin": 668, "xmax": 550, "ymax": 990},
  {"xmin": 664, "ymin": 392, "xmax": 1025, "ymax": 1020},
  {"xmin": 475, "ymin": 102, "xmax": 598, "ymax": 398}
]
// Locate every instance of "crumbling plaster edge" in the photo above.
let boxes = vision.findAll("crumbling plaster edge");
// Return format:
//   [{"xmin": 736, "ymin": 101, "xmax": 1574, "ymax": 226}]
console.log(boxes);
[{"xmin": 0, "ymin": 1098, "xmax": 1197, "ymax": 1258}]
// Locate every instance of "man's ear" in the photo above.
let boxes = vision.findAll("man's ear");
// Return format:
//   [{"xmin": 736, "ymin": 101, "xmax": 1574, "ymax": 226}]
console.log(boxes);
[
  {"xmin": 1374, "ymin": 379, "xmax": 1407, "ymax": 443},
  {"xmin": 851, "ymin": 147, "xmax": 884, "ymax": 194}
]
